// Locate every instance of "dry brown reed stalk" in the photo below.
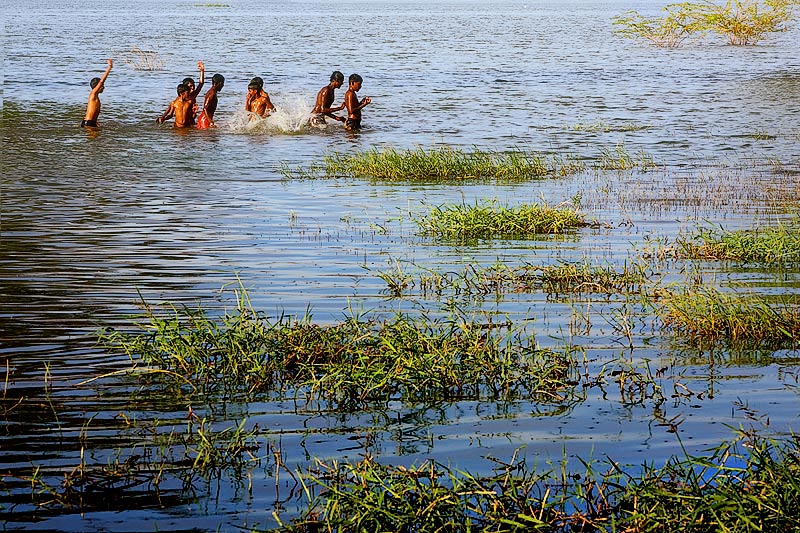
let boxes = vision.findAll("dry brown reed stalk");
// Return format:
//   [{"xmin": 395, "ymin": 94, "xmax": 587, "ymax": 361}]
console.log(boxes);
[{"xmin": 122, "ymin": 47, "xmax": 165, "ymax": 71}]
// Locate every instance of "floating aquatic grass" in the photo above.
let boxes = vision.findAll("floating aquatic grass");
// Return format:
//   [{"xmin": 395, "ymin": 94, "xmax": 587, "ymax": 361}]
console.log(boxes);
[
  {"xmin": 276, "ymin": 433, "xmax": 800, "ymax": 532},
  {"xmin": 99, "ymin": 287, "xmax": 583, "ymax": 408},
  {"xmin": 9, "ymin": 415, "xmax": 263, "ymax": 512},
  {"xmin": 576, "ymin": 163, "xmax": 800, "ymax": 220},
  {"xmin": 414, "ymin": 200, "xmax": 586, "ymax": 240},
  {"xmin": 571, "ymin": 120, "xmax": 653, "ymax": 133},
  {"xmin": 283, "ymin": 146, "xmax": 583, "ymax": 182},
  {"xmin": 595, "ymin": 144, "xmax": 657, "ymax": 171},
  {"xmin": 747, "ymin": 129, "xmax": 777, "ymax": 140},
  {"xmin": 616, "ymin": 433, "xmax": 800, "ymax": 532},
  {"xmin": 662, "ymin": 287, "xmax": 800, "ymax": 348},
  {"xmin": 374, "ymin": 260, "xmax": 651, "ymax": 299},
  {"xmin": 677, "ymin": 222, "xmax": 800, "ymax": 263}
]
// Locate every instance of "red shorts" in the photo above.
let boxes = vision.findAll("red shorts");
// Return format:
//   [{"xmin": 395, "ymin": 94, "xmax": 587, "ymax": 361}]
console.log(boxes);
[{"xmin": 196, "ymin": 111, "xmax": 212, "ymax": 129}]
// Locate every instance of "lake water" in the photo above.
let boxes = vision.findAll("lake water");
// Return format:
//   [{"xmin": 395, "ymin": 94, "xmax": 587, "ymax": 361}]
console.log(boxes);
[{"xmin": 2, "ymin": 0, "xmax": 800, "ymax": 530}]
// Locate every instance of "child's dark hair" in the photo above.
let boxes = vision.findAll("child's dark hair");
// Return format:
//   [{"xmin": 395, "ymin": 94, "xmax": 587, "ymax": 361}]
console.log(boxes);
[
  {"xmin": 177, "ymin": 83, "xmax": 189, "ymax": 95},
  {"xmin": 182, "ymin": 77, "xmax": 195, "ymax": 87},
  {"xmin": 331, "ymin": 71, "xmax": 344, "ymax": 83},
  {"xmin": 349, "ymin": 73, "xmax": 363, "ymax": 84},
  {"xmin": 212, "ymin": 73, "xmax": 225, "ymax": 86},
  {"xmin": 90, "ymin": 77, "xmax": 102, "ymax": 89},
  {"xmin": 248, "ymin": 76, "xmax": 264, "ymax": 90}
]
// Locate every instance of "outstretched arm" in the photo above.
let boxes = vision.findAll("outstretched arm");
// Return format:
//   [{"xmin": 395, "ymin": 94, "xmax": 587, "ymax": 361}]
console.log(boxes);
[
  {"xmin": 156, "ymin": 101, "xmax": 175, "ymax": 124},
  {"xmin": 191, "ymin": 61, "xmax": 205, "ymax": 98},
  {"xmin": 90, "ymin": 59, "xmax": 113, "ymax": 96}
]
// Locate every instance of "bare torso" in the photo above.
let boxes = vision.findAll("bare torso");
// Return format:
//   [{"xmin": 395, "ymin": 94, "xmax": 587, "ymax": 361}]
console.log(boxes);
[
  {"xmin": 84, "ymin": 94, "xmax": 102, "ymax": 122},
  {"xmin": 312, "ymin": 85, "xmax": 335, "ymax": 115},
  {"xmin": 173, "ymin": 97, "xmax": 195, "ymax": 128},
  {"xmin": 203, "ymin": 87, "xmax": 219, "ymax": 120},
  {"xmin": 344, "ymin": 89, "xmax": 361, "ymax": 121}
]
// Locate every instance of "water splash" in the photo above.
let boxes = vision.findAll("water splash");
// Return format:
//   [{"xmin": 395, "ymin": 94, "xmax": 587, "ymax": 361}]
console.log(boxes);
[{"xmin": 225, "ymin": 94, "xmax": 339, "ymax": 135}]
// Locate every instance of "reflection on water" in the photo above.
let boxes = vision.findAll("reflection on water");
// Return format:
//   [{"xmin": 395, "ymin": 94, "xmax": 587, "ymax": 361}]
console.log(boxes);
[{"xmin": 2, "ymin": 0, "xmax": 799, "ymax": 530}]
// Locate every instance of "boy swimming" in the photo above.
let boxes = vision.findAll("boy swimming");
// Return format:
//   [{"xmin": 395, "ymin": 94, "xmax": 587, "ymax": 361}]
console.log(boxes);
[
  {"xmin": 197, "ymin": 74, "xmax": 225, "ymax": 129},
  {"xmin": 81, "ymin": 58, "xmax": 113, "ymax": 127}
]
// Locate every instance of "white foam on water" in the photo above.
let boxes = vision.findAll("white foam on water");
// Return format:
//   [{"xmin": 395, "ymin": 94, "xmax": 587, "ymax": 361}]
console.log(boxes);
[{"xmin": 224, "ymin": 94, "xmax": 337, "ymax": 135}]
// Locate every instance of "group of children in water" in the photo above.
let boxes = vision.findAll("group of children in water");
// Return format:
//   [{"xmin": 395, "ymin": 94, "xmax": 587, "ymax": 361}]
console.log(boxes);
[{"xmin": 82, "ymin": 59, "xmax": 372, "ymax": 131}]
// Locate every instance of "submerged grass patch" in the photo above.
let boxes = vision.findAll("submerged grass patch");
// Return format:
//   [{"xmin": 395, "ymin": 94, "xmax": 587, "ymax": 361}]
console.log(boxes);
[
  {"xmin": 375, "ymin": 260, "xmax": 651, "ymax": 299},
  {"xmin": 662, "ymin": 287, "xmax": 800, "ymax": 349},
  {"xmin": 276, "ymin": 433, "xmax": 800, "ymax": 532},
  {"xmin": 414, "ymin": 200, "xmax": 586, "ymax": 239},
  {"xmin": 677, "ymin": 222, "xmax": 800, "ymax": 264},
  {"xmin": 5, "ymin": 415, "xmax": 263, "ymax": 512},
  {"xmin": 570, "ymin": 120, "xmax": 652, "ymax": 133},
  {"xmin": 282, "ymin": 145, "xmax": 583, "ymax": 181},
  {"xmin": 99, "ymin": 289, "xmax": 582, "ymax": 408},
  {"xmin": 595, "ymin": 144, "xmax": 657, "ymax": 171}
]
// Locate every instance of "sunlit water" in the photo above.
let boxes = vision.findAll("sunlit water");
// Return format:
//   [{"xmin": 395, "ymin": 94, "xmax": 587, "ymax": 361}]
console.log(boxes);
[{"xmin": 2, "ymin": 0, "xmax": 800, "ymax": 530}]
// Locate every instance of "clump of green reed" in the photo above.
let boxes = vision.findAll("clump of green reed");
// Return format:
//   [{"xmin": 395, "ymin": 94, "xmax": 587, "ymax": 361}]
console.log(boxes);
[
  {"xmin": 595, "ymin": 144, "xmax": 657, "ymax": 171},
  {"xmin": 662, "ymin": 287, "xmax": 800, "ymax": 348},
  {"xmin": 537, "ymin": 260, "xmax": 650, "ymax": 296},
  {"xmin": 677, "ymin": 222, "xmax": 800, "ymax": 264},
  {"xmin": 276, "ymin": 433, "xmax": 800, "ymax": 532},
  {"xmin": 375, "ymin": 260, "xmax": 650, "ymax": 299},
  {"xmin": 278, "ymin": 451, "xmax": 610, "ymax": 532},
  {"xmin": 284, "ymin": 145, "xmax": 583, "ymax": 182},
  {"xmin": 617, "ymin": 434, "xmax": 800, "ymax": 532},
  {"xmin": 99, "ymin": 287, "xmax": 582, "ymax": 408},
  {"xmin": 414, "ymin": 200, "xmax": 586, "ymax": 240}
]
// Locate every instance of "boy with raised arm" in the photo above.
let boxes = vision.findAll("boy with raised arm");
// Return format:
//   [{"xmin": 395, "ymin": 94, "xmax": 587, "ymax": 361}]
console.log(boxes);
[
  {"xmin": 343, "ymin": 73, "xmax": 372, "ymax": 131},
  {"xmin": 156, "ymin": 83, "xmax": 195, "ymax": 128},
  {"xmin": 197, "ymin": 74, "xmax": 225, "ymax": 129},
  {"xmin": 309, "ymin": 71, "xmax": 345, "ymax": 126},
  {"xmin": 182, "ymin": 61, "xmax": 205, "ymax": 118},
  {"xmin": 81, "ymin": 58, "xmax": 113, "ymax": 127}
]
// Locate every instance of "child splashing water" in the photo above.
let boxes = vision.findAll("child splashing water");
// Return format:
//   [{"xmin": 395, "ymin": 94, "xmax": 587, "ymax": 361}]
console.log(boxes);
[{"xmin": 229, "ymin": 94, "xmax": 329, "ymax": 134}]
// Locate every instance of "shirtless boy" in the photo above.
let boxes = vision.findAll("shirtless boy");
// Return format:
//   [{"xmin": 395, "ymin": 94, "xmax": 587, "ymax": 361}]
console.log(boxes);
[
  {"xmin": 343, "ymin": 73, "xmax": 371, "ymax": 131},
  {"xmin": 309, "ymin": 71, "xmax": 345, "ymax": 126},
  {"xmin": 245, "ymin": 77, "xmax": 276, "ymax": 118},
  {"xmin": 182, "ymin": 61, "xmax": 205, "ymax": 118},
  {"xmin": 197, "ymin": 74, "xmax": 225, "ymax": 129},
  {"xmin": 82, "ymin": 58, "xmax": 113, "ymax": 127},
  {"xmin": 156, "ymin": 83, "xmax": 195, "ymax": 128}
]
